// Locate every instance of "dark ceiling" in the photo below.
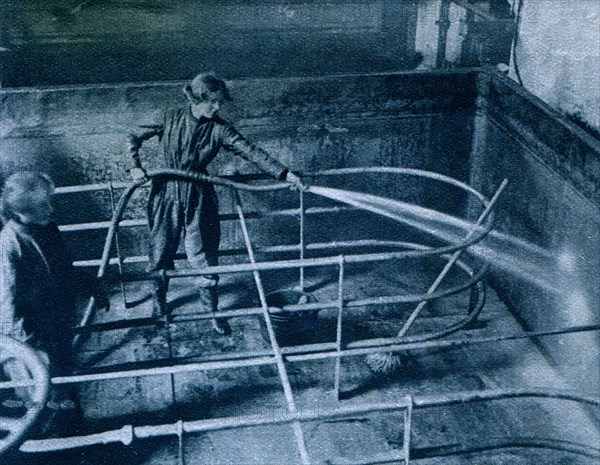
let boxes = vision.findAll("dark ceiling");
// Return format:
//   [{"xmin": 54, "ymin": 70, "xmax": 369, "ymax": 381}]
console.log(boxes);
[{"xmin": 0, "ymin": 0, "xmax": 422, "ymax": 87}]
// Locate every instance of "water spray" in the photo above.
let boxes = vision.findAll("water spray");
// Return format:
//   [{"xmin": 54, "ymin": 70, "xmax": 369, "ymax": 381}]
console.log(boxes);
[{"xmin": 303, "ymin": 179, "xmax": 509, "ymax": 375}]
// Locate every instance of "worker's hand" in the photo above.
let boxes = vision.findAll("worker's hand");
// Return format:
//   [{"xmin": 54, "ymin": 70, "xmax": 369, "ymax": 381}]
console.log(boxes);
[
  {"xmin": 36, "ymin": 350, "xmax": 50, "ymax": 368},
  {"xmin": 286, "ymin": 171, "xmax": 307, "ymax": 191},
  {"xmin": 221, "ymin": 164, "xmax": 239, "ymax": 177},
  {"xmin": 221, "ymin": 164, "xmax": 243, "ymax": 181},
  {"xmin": 127, "ymin": 135, "xmax": 143, "ymax": 154},
  {"xmin": 129, "ymin": 167, "xmax": 148, "ymax": 182}
]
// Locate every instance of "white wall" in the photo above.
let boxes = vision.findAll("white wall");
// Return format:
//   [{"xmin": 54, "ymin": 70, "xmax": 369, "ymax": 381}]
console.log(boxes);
[
  {"xmin": 511, "ymin": 0, "xmax": 600, "ymax": 131},
  {"xmin": 415, "ymin": 1, "xmax": 600, "ymax": 132},
  {"xmin": 415, "ymin": 0, "xmax": 467, "ymax": 68}
]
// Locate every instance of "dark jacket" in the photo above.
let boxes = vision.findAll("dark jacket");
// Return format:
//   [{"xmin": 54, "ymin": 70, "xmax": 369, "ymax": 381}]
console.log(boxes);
[
  {"xmin": 128, "ymin": 106, "xmax": 288, "ymax": 201},
  {"xmin": 0, "ymin": 220, "xmax": 89, "ymax": 368}
]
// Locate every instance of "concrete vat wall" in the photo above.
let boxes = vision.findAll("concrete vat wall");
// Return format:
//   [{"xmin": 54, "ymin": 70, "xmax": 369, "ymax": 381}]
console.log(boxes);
[
  {"xmin": 471, "ymin": 71, "xmax": 600, "ymax": 395},
  {"xmin": 1, "ymin": 68, "xmax": 598, "ymax": 411},
  {"xmin": 0, "ymin": 70, "xmax": 477, "ymax": 262}
]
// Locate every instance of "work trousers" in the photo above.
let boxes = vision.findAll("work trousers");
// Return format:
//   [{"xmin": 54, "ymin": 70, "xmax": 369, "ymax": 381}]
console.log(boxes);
[{"xmin": 146, "ymin": 181, "xmax": 221, "ymax": 306}]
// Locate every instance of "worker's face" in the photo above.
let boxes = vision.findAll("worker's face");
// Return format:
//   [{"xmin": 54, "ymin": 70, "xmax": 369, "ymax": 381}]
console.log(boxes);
[
  {"xmin": 18, "ymin": 188, "xmax": 54, "ymax": 226},
  {"xmin": 191, "ymin": 92, "xmax": 225, "ymax": 119}
]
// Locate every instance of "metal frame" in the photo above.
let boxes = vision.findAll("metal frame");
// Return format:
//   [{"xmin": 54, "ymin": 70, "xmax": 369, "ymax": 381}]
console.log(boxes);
[
  {"xmin": 70, "ymin": 167, "xmax": 497, "ymax": 345},
  {"xmin": 17, "ymin": 388, "xmax": 600, "ymax": 464},
  {"xmin": 3, "ymin": 167, "xmax": 599, "ymax": 463}
]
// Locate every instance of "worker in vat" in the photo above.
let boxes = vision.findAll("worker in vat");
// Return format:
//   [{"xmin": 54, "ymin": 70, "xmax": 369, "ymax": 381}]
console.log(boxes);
[
  {"xmin": 127, "ymin": 73, "xmax": 305, "ymax": 335},
  {"xmin": 0, "ymin": 171, "xmax": 109, "ymax": 434}
]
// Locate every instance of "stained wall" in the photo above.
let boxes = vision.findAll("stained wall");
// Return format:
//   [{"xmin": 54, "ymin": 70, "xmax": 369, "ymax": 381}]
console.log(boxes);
[
  {"xmin": 510, "ymin": 0, "xmax": 600, "ymax": 133},
  {"xmin": 0, "ymin": 70, "xmax": 477, "ymax": 262},
  {"xmin": 471, "ymin": 71, "xmax": 600, "ymax": 395},
  {"xmin": 0, "ymin": 0, "xmax": 420, "ymax": 86}
]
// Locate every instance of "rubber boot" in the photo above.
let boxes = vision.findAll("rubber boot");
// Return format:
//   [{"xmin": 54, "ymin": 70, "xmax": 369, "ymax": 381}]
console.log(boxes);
[
  {"xmin": 199, "ymin": 286, "xmax": 231, "ymax": 336},
  {"xmin": 152, "ymin": 278, "xmax": 169, "ymax": 318}
]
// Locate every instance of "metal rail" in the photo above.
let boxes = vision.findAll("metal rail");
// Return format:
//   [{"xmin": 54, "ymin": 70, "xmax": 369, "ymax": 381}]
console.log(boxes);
[
  {"xmin": 18, "ymin": 388, "xmax": 600, "ymax": 463},
  {"xmin": 233, "ymin": 189, "xmax": 311, "ymax": 464},
  {"xmin": 333, "ymin": 255, "xmax": 345, "ymax": 400},
  {"xmin": 3, "ymin": 323, "xmax": 599, "ymax": 391}
]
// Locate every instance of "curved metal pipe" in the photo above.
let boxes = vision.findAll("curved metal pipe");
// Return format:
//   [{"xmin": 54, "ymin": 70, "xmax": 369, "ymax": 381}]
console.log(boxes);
[
  {"xmin": 306, "ymin": 167, "xmax": 489, "ymax": 204},
  {"xmin": 74, "ymin": 167, "xmax": 494, "ymax": 346}
]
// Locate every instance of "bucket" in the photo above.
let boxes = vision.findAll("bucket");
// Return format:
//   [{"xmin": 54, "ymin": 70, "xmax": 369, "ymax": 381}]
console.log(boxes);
[{"xmin": 260, "ymin": 290, "xmax": 319, "ymax": 346}]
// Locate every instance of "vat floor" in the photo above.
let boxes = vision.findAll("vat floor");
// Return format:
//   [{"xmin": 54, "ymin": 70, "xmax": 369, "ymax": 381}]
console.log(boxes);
[{"xmin": 22, "ymin": 257, "xmax": 600, "ymax": 464}]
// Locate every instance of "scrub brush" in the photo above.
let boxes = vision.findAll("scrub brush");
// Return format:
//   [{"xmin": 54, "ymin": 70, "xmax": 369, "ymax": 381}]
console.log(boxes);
[{"xmin": 365, "ymin": 352, "xmax": 402, "ymax": 374}]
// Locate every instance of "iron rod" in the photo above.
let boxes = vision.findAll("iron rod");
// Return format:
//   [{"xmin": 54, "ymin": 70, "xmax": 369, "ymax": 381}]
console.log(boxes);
[
  {"xmin": 299, "ymin": 188, "xmax": 306, "ymax": 290},
  {"xmin": 108, "ymin": 181, "xmax": 129, "ymax": 310},
  {"xmin": 397, "ymin": 179, "xmax": 508, "ymax": 338},
  {"xmin": 3, "ymin": 324, "xmax": 599, "ymax": 391},
  {"xmin": 55, "ymin": 181, "xmax": 132, "ymax": 194},
  {"xmin": 328, "ymin": 452, "xmax": 407, "ymax": 465},
  {"xmin": 176, "ymin": 420, "xmax": 185, "ymax": 465},
  {"xmin": 334, "ymin": 255, "xmax": 345, "ymax": 400},
  {"xmin": 72, "ymin": 236, "xmax": 397, "ymax": 268},
  {"xmin": 0, "ymin": 356, "xmax": 277, "ymax": 389},
  {"xmin": 19, "ymin": 389, "xmax": 599, "ymax": 454},
  {"xmin": 59, "ymin": 218, "xmax": 145, "ymax": 233},
  {"xmin": 118, "ymin": 251, "xmax": 489, "ymax": 288},
  {"xmin": 404, "ymin": 395, "xmax": 413, "ymax": 465},
  {"xmin": 233, "ymin": 190, "xmax": 311, "ymax": 465},
  {"xmin": 59, "ymin": 206, "xmax": 356, "ymax": 234}
]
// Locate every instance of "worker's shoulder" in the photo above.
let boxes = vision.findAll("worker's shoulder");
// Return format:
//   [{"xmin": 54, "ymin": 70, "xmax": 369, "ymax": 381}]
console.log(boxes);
[
  {"xmin": 0, "ymin": 221, "xmax": 24, "ymax": 255},
  {"xmin": 214, "ymin": 116, "xmax": 243, "ymax": 136},
  {"xmin": 0, "ymin": 219, "xmax": 19, "ymax": 238}
]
